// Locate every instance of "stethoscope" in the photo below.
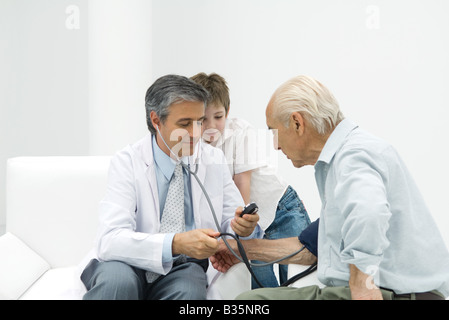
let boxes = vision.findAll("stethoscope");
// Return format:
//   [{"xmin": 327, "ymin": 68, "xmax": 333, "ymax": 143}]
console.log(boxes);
[{"xmin": 156, "ymin": 125, "xmax": 315, "ymax": 287}]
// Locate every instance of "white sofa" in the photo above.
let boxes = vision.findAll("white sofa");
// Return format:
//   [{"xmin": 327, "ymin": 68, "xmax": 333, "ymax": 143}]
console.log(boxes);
[{"xmin": 0, "ymin": 156, "xmax": 266, "ymax": 300}]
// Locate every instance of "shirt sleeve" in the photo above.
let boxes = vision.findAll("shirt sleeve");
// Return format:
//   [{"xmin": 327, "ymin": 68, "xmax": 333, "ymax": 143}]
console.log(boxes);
[
  {"xmin": 162, "ymin": 233, "xmax": 175, "ymax": 265},
  {"xmin": 232, "ymin": 127, "xmax": 266, "ymax": 175},
  {"xmin": 333, "ymin": 148, "xmax": 392, "ymax": 275},
  {"xmin": 239, "ymin": 224, "xmax": 263, "ymax": 240}
]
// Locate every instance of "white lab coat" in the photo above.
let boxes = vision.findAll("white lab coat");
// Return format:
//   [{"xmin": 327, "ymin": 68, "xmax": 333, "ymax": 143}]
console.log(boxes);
[{"xmin": 94, "ymin": 133, "xmax": 244, "ymax": 277}]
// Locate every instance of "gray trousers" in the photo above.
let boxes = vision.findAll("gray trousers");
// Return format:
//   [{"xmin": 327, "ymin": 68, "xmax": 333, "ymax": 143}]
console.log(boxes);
[{"xmin": 81, "ymin": 259, "xmax": 208, "ymax": 300}]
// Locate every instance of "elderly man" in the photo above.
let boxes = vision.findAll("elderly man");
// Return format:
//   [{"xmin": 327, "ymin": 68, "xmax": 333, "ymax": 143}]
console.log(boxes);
[
  {"xmin": 212, "ymin": 75, "xmax": 449, "ymax": 300},
  {"xmin": 81, "ymin": 74, "xmax": 259, "ymax": 300}
]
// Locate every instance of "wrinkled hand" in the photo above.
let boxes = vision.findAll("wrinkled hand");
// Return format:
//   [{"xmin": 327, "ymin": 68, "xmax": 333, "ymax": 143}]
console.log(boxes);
[
  {"xmin": 172, "ymin": 229, "xmax": 220, "ymax": 260},
  {"xmin": 349, "ymin": 264, "xmax": 383, "ymax": 300},
  {"xmin": 210, "ymin": 239, "xmax": 241, "ymax": 273},
  {"xmin": 231, "ymin": 206, "xmax": 259, "ymax": 237}
]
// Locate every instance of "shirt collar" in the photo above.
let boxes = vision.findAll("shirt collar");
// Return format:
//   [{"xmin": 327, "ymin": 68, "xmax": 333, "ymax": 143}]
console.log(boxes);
[
  {"xmin": 316, "ymin": 118, "xmax": 358, "ymax": 165},
  {"xmin": 222, "ymin": 118, "xmax": 233, "ymax": 141},
  {"xmin": 152, "ymin": 135, "xmax": 177, "ymax": 181}
]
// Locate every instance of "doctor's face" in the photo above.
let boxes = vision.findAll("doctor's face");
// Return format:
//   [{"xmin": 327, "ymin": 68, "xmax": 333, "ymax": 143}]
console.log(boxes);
[{"xmin": 153, "ymin": 101, "xmax": 205, "ymax": 159}]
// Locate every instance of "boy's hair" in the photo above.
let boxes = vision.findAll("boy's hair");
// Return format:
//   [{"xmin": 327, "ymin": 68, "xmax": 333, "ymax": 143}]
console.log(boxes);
[{"xmin": 190, "ymin": 73, "xmax": 230, "ymax": 115}]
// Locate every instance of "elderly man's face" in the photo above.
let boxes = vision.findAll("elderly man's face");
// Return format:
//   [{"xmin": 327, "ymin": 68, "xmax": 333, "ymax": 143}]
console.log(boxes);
[{"xmin": 266, "ymin": 102, "xmax": 322, "ymax": 168}]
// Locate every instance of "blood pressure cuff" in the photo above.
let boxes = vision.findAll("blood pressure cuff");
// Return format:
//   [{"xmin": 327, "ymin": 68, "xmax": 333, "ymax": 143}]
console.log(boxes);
[{"xmin": 298, "ymin": 218, "xmax": 319, "ymax": 257}]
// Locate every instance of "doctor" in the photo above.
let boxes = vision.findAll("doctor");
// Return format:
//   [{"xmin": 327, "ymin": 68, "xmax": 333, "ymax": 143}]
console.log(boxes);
[{"xmin": 81, "ymin": 74, "xmax": 260, "ymax": 300}]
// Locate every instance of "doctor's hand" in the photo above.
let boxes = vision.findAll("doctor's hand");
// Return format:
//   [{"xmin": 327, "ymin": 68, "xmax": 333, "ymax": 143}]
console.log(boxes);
[
  {"xmin": 172, "ymin": 229, "xmax": 220, "ymax": 260},
  {"xmin": 231, "ymin": 206, "xmax": 259, "ymax": 238}
]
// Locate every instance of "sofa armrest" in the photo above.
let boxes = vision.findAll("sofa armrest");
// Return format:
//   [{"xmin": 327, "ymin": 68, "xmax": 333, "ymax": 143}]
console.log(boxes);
[{"xmin": 0, "ymin": 232, "xmax": 50, "ymax": 300}]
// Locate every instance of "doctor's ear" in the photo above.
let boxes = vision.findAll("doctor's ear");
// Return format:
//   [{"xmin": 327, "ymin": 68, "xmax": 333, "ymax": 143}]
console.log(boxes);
[{"xmin": 150, "ymin": 111, "xmax": 161, "ymax": 129}]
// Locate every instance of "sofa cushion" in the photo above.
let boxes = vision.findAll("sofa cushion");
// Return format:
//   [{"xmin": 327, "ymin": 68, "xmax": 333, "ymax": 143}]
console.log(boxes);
[
  {"xmin": 19, "ymin": 266, "xmax": 87, "ymax": 300},
  {"xmin": 212, "ymin": 263, "xmax": 251, "ymax": 300},
  {"xmin": 0, "ymin": 233, "xmax": 50, "ymax": 299}
]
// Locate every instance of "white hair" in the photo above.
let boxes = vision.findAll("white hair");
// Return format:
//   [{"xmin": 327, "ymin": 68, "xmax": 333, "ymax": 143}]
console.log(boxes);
[{"xmin": 271, "ymin": 75, "xmax": 344, "ymax": 135}]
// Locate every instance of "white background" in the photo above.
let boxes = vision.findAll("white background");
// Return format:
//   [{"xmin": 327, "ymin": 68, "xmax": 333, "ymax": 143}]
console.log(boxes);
[{"xmin": 1, "ymin": 0, "xmax": 448, "ymax": 246}]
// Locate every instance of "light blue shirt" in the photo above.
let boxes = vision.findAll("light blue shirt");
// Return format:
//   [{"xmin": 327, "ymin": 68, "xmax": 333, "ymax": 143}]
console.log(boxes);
[
  {"xmin": 152, "ymin": 136, "xmax": 195, "ymax": 265},
  {"xmin": 315, "ymin": 119, "xmax": 449, "ymax": 296}
]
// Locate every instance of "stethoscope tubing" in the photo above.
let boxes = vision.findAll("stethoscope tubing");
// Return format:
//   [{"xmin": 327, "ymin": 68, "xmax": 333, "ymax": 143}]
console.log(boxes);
[{"xmin": 156, "ymin": 128, "xmax": 309, "ymax": 287}]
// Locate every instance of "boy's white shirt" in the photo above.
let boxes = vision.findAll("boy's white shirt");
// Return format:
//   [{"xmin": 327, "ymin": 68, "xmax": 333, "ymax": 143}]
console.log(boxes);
[{"xmin": 215, "ymin": 117, "xmax": 288, "ymax": 230}]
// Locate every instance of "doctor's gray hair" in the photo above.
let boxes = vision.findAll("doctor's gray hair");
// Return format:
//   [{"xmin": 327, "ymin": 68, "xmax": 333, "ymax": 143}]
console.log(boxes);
[
  {"xmin": 145, "ymin": 74, "xmax": 210, "ymax": 134},
  {"xmin": 270, "ymin": 75, "xmax": 344, "ymax": 135}
]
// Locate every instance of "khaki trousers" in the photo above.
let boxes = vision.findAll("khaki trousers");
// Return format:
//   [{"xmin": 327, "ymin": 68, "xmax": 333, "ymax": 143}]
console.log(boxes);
[{"xmin": 236, "ymin": 285, "xmax": 445, "ymax": 300}]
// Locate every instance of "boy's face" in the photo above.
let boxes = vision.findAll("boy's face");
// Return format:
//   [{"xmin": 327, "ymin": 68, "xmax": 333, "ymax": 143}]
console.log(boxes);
[{"xmin": 202, "ymin": 103, "xmax": 227, "ymax": 145}]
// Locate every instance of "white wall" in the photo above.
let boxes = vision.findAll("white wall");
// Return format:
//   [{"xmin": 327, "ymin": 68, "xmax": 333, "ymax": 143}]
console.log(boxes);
[
  {"xmin": 151, "ymin": 0, "xmax": 449, "ymax": 245},
  {"xmin": 88, "ymin": 0, "xmax": 151, "ymax": 155},
  {"xmin": 1, "ymin": 0, "xmax": 449, "ymax": 247},
  {"xmin": 0, "ymin": 0, "xmax": 151, "ymax": 235},
  {"xmin": 0, "ymin": 0, "xmax": 89, "ymax": 235}
]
